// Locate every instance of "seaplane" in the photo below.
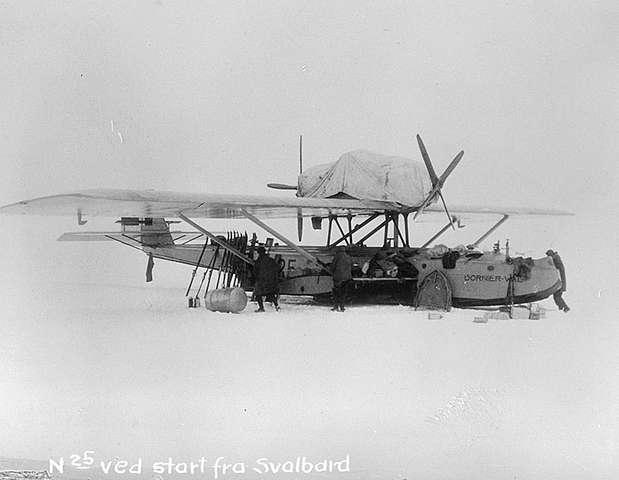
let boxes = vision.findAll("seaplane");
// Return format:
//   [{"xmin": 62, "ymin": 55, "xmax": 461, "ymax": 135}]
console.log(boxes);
[{"xmin": 0, "ymin": 135, "xmax": 572, "ymax": 312}]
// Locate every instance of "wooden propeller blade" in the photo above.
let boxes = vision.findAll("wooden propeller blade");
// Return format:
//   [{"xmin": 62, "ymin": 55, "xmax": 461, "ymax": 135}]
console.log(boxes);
[
  {"xmin": 436, "ymin": 151, "xmax": 464, "ymax": 230},
  {"xmin": 297, "ymin": 209, "xmax": 303, "ymax": 241},
  {"xmin": 437, "ymin": 150, "xmax": 464, "ymax": 187},
  {"xmin": 299, "ymin": 134, "xmax": 303, "ymax": 175},
  {"xmin": 416, "ymin": 134, "xmax": 439, "ymax": 186},
  {"xmin": 438, "ymin": 192, "xmax": 455, "ymax": 230}
]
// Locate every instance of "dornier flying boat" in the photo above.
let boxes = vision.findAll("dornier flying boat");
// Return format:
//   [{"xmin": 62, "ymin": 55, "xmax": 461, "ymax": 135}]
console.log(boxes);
[{"xmin": 1, "ymin": 135, "xmax": 573, "ymax": 311}]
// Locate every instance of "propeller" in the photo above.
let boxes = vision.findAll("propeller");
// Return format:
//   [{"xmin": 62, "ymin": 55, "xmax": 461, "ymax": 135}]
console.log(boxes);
[
  {"xmin": 264, "ymin": 136, "xmax": 304, "ymax": 240},
  {"xmin": 413, "ymin": 134, "xmax": 464, "ymax": 229},
  {"xmin": 297, "ymin": 134, "xmax": 303, "ymax": 241}
]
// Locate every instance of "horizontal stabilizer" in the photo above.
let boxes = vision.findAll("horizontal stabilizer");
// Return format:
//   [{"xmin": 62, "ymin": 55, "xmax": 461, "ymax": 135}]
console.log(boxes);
[
  {"xmin": 59, "ymin": 231, "xmax": 124, "ymax": 241},
  {"xmin": 58, "ymin": 230, "xmax": 206, "ymax": 242}
]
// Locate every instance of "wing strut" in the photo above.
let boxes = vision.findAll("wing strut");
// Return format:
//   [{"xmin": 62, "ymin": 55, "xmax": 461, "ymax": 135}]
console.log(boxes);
[
  {"xmin": 421, "ymin": 216, "xmax": 459, "ymax": 248},
  {"xmin": 178, "ymin": 213, "xmax": 254, "ymax": 265},
  {"xmin": 239, "ymin": 208, "xmax": 330, "ymax": 273},
  {"xmin": 467, "ymin": 214, "xmax": 510, "ymax": 249},
  {"xmin": 329, "ymin": 213, "xmax": 380, "ymax": 247},
  {"xmin": 185, "ymin": 240, "xmax": 210, "ymax": 296}
]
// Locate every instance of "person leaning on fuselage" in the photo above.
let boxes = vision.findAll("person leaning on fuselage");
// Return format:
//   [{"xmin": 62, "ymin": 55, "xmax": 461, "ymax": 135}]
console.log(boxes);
[{"xmin": 546, "ymin": 249, "xmax": 570, "ymax": 313}]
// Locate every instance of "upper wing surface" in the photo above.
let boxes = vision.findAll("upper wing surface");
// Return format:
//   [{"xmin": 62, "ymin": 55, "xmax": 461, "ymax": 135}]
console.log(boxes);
[
  {"xmin": 424, "ymin": 204, "xmax": 573, "ymax": 216},
  {"xmin": 0, "ymin": 188, "xmax": 399, "ymax": 219},
  {"xmin": 0, "ymin": 188, "xmax": 573, "ymax": 219}
]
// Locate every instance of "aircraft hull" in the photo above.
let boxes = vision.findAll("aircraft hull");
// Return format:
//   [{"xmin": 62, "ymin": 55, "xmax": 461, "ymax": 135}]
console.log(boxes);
[{"xmin": 145, "ymin": 243, "xmax": 561, "ymax": 308}]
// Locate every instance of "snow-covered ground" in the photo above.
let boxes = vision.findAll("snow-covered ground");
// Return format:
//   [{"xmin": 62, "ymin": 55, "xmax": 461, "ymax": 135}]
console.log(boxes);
[{"xmin": 0, "ymin": 214, "xmax": 617, "ymax": 479}]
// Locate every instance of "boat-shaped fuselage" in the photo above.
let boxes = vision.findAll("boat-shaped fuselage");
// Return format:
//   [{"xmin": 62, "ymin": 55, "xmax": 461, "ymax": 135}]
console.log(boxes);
[{"xmin": 145, "ymin": 242, "xmax": 561, "ymax": 308}]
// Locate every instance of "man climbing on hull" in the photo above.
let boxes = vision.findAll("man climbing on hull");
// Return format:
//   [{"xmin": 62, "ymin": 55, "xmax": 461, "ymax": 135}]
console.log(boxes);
[{"xmin": 546, "ymin": 249, "xmax": 570, "ymax": 313}]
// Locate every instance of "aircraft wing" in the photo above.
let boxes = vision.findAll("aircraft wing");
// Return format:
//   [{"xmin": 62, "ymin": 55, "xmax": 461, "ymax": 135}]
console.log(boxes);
[
  {"xmin": 0, "ymin": 188, "xmax": 401, "ymax": 219},
  {"xmin": 0, "ymin": 188, "xmax": 573, "ymax": 220},
  {"xmin": 423, "ymin": 204, "xmax": 573, "ymax": 216}
]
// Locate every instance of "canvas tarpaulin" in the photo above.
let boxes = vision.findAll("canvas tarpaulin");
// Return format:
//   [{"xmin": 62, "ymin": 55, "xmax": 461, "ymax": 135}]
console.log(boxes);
[
  {"xmin": 415, "ymin": 270, "xmax": 453, "ymax": 311},
  {"xmin": 297, "ymin": 150, "xmax": 433, "ymax": 206}
]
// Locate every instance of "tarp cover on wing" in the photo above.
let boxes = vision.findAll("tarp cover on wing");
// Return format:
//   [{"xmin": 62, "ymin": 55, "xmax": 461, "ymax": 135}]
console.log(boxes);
[{"xmin": 297, "ymin": 150, "xmax": 432, "ymax": 206}]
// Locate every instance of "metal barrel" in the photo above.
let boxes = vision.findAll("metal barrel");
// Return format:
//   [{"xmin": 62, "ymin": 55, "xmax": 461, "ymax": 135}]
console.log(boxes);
[{"xmin": 204, "ymin": 287, "xmax": 248, "ymax": 313}]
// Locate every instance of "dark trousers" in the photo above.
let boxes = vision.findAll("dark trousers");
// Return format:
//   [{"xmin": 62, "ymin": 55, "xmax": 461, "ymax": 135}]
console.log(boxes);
[
  {"xmin": 553, "ymin": 291, "xmax": 569, "ymax": 310},
  {"xmin": 257, "ymin": 293, "xmax": 278, "ymax": 309},
  {"xmin": 332, "ymin": 280, "xmax": 349, "ymax": 308}
]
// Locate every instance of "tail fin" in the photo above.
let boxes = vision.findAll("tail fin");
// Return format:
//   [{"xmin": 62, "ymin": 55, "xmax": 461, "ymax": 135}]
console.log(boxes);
[{"xmin": 139, "ymin": 217, "xmax": 175, "ymax": 247}]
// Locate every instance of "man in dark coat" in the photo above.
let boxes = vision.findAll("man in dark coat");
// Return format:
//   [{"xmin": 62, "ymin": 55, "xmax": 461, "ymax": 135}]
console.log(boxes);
[
  {"xmin": 330, "ymin": 246, "xmax": 353, "ymax": 312},
  {"xmin": 546, "ymin": 249, "xmax": 570, "ymax": 312},
  {"xmin": 253, "ymin": 246, "xmax": 280, "ymax": 312}
]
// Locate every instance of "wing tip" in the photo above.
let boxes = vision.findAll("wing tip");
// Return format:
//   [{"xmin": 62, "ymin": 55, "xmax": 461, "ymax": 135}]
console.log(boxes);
[{"xmin": 0, "ymin": 200, "xmax": 30, "ymax": 215}]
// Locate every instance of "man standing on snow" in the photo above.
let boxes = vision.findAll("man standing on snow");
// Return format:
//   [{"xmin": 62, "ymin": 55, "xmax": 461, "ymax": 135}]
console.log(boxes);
[
  {"xmin": 330, "ymin": 246, "xmax": 353, "ymax": 312},
  {"xmin": 252, "ymin": 246, "xmax": 280, "ymax": 312},
  {"xmin": 546, "ymin": 249, "xmax": 570, "ymax": 312}
]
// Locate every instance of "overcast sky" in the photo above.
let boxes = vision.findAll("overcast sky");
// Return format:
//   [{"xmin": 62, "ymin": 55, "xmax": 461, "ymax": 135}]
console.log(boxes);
[{"xmin": 1, "ymin": 1, "xmax": 617, "ymax": 212}]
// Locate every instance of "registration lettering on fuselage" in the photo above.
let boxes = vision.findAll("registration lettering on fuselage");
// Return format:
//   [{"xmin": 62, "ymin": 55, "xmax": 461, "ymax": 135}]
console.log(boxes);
[{"xmin": 463, "ymin": 273, "xmax": 524, "ymax": 283}]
